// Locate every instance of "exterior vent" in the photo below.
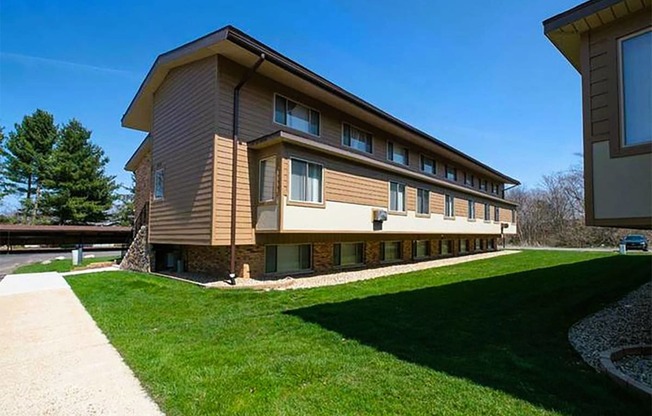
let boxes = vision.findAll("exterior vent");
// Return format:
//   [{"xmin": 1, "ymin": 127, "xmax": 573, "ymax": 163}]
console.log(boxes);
[{"xmin": 373, "ymin": 209, "xmax": 388, "ymax": 222}]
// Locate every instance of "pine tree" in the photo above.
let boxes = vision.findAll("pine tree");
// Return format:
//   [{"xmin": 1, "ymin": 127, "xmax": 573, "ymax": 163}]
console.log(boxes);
[
  {"xmin": 3, "ymin": 110, "xmax": 58, "ymax": 223},
  {"xmin": 111, "ymin": 173, "xmax": 135, "ymax": 226},
  {"xmin": 42, "ymin": 119, "xmax": 118, "ymax": 224}
]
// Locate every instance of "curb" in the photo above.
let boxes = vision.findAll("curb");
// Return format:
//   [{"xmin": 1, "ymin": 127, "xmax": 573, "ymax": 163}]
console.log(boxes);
[{"xmin": 598, "ymin": 344, "xmax": 652, "ymax": 398}]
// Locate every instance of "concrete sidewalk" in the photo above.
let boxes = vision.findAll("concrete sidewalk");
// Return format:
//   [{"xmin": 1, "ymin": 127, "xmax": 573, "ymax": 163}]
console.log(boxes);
[{"xmin": 0, "ymin": 272, "xmax": 162, "ymax": 415}]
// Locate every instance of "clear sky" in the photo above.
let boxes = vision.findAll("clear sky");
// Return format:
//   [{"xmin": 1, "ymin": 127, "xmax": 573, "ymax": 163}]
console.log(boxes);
[{"xmin": 1, "ymin": 0, "xmax": 582, "ymax": 209}]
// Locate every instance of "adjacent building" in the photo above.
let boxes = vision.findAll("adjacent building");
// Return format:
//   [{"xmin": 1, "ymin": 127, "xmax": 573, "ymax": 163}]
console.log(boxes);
[
  {"xmin": 122, "ymin": 26, "xmax": 519, "ymax": 279},
  {"xmin": 544, "ymin": 0, "xmax": 651, "ymax": 229}
]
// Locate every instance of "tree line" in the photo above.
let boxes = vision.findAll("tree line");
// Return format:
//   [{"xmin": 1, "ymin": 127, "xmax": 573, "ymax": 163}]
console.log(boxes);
[
  {"xmin": 0, "ymin": 109, "xmax": 133, "ymax": 226},
  {"xmin": 506, "ymin": 164, "xmax": 651, "ymax": 247}
]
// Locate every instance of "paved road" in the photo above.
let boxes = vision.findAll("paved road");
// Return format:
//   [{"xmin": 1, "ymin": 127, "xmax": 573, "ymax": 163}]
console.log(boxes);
[
  {"xmin": 506, "ymin": 246, "xmax": 618, "ymax": 252},
  {"xmin": 0, "ymin": 271, "xmax": 162, "ymax": 415},
  {"xmin": 0, "ymin": 250, "xmax": 122, "ymax": 276}
]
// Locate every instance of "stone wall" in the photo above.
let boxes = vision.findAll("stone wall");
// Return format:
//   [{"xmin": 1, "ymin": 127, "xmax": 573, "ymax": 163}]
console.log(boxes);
[{"xmin": 120, "ymin": 225, "xmax": 151, "ymax": 273}]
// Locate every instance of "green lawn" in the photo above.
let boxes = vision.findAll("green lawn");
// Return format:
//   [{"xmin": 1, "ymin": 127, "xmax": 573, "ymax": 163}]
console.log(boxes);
[
  {"xmin": 13, "ymin": 256, "xmax": 120, "ymax": 274},
  {"xmin": 67, "ymin": 251, "xmax": 651, "ymax": 415}
]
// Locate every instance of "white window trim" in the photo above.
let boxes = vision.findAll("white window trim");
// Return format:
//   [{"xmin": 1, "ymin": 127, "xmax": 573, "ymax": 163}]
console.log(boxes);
[
  {"xmin": 416, "ymin": 188, "xmax": 430, "ymax": 215},
  {"xmin": 617, "ymin": 27, "xmax": 652, "ymax": 148},
  {"xmin": 388, "ymin": 181, "xmax": 407, "ymax": 213},
  {"xmin": 288, "ymin": 157, "xmax": 324, "ymax": 205},
  {"xmin": 153, "ymin": 168, "xmax": 164, "ymax": 201},
  {"xmin": 341, "ymin": 122, "xmax": 373, "ymax": 154},
  {"xmin": 387, "ymin": 141, "xmax": 409, "ymax": 166},
  {"xmin": 258, "ymin": 157, "xmax": 276, "ymax": 203},
  {"xmin": 272, "ymin": 93, "xmax": 321, "ymax": 137}
]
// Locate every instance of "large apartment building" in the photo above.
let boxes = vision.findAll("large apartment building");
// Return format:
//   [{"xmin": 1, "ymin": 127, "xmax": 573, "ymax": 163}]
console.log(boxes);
[{"xmin": 122, "ymin": 26, "xmax": 519, "ymax": 280}]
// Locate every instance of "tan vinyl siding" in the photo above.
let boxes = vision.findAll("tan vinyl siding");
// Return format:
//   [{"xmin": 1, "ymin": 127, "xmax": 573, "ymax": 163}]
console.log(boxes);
[
  {"xmin": 149, "ymin": 56, "xmax": 216, "ymax": 245},
  {"xmin": 217, "ymin": 57, "xmax": 507, "ymax": 196},
  {"xmin": 431, "ymin": 192, "xmax": 445, "ymax": 214},
  {"xmin": 454, "ymin": 197, "xmax": 467, "ymax": 218}
]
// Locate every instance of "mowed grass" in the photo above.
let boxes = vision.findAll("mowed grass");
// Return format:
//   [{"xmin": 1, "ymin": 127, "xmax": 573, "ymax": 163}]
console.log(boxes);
[
  {"xmin": 67, "ymin": 251, "xmax": 651, "ymax": 415},
  {"xmin": 13, "ymin": 256, "xmax": 119, "ymax": 274}
]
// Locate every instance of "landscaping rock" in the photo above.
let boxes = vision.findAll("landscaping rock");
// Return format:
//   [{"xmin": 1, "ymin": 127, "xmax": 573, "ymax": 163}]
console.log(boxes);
[
  {"xmin": 615, "ymin": 354, "xmax": 652, "ymax": 388},
  {"xmin": 569, "ymin": 282, "xmax": 651, "ymax": 370}
]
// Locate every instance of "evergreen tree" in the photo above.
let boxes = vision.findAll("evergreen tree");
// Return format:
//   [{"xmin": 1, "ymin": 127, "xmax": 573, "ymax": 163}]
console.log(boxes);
[
  {"xmin": 111, "ymin": 173, "xmax": 135, "ymax": 226},
  {"xmin": 3, "ymin": 110, "xmax": 58, "ymax": 222},
  {"xmin": 42, "ymin": 119, "xmax": 118, "ymax": 224}
]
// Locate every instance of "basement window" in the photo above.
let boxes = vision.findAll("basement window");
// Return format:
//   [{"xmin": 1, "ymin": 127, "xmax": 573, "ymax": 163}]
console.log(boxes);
[
  {"xmin": 413, "ymin": 240, "xmax": 430, "ymax": 259},
  {"xmin": 265, "ymin": 244, "xmax": 311, "ymax": 274},
  {"xmin": 333, "ymin": 242, "xmax": 364, "ymax": 267},
  {"xmin": 381, "ymin": 241, "xmax": 402, "ymax": 262},
  {"xmin": 441, "ymin": 240, "xmax": 451, "ymax": 255}
]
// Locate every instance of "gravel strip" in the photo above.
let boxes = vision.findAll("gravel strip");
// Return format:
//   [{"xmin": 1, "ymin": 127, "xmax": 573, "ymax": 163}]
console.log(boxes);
[
  {"xmin": 569, "ymin": 282, "xmax": 652, "ymax": 370},
  {"xmin": 205, "ymin": 250, "xmax": 520, "ymax": 291},
  {"xmin": 614, "ymin": 355, "xmax": 652, "ymax": 388}
]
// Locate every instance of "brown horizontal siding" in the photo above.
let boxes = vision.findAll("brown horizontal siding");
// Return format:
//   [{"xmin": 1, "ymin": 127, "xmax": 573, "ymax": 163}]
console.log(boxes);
[
  {"xmin": 150, "ymin": 56, "xmax": 216, "ymax": 245},
  {"xmin": 217, "ymin": 56, "xmax": 510, "ymax": 198}
]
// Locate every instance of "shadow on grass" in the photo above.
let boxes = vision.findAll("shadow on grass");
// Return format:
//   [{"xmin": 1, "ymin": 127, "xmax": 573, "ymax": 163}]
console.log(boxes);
[{"xmin": 287, "ymin": 255, "xmax": 652, "ymax": 415}]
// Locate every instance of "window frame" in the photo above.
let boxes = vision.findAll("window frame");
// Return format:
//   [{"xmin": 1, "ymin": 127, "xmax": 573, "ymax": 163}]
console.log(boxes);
[
  {"xmin": 484, "ymin": 203, "xmax": 491, "ymax": 222},
  {"xmin": 464, "ymin": 172, "xmax": 474, "ymax": 187},
  {"xmin": 273, "ymin": 93, "xmax": 321, "ymax": 137},
  {"xmin": 333, "ymin": 242, "xmax": 365, "ymax": 267},
  {"xmin": 440, "ymin": 239, "xmax": 451, "ymax": 255},
  {"xmin": 445, "ymin": 165, "xmax": 457, "ymax": 181},
  {"xmin": 388, "ymin": 181, "xmax": 407, "ymax": 213},
  {"xmin": 420, "ymin": 155, "xmax": 436, "ymax": 176},
  {"xmin": 153, "ymin": 168, "xmax": 164, "ymax": 201},
  {"xmin": 380, "ymin": 241, "xmax": 402, "ymax": 263},
  {"xmin": 341, "ymin": 122, "xmax": 373, "ymax": 154},
  {"xmin": 617, "ymin": 28, "xmax": 652, "ymax": 150},
  {"xmin": 416, "ymin": 188, "xmax": 430, "ymax": 216},
  {"xmin": 444, "ymin": 194, "xmax": 455, "ymax": 218},
  {"xmin": 387, "ymin": 141, "xmax": 409, "ymax": 166},
  {"xmin": 264, "ymin": 244, "xmax": 313, "ymax": 275},
  {"xmin": 480, "ymin": 179, "xmax": 488, "ymax": 191},
  {"xmin": 494, "ymin": 206, "xmax": 500, "ymax": 222},
  {"xmin": 288, "ymin": 157, "xmax": 324, "ymax": 205},
  {"xmin": 468, "ymin": 199, "xmax": 476, "ymax": 220},
  {"xmin": 258, "ymin": 157, "xmax": 276, "ymax": 203},
  {"xmin": 413, "ymin": 240, "xmax": 431, "ymax": 259}
]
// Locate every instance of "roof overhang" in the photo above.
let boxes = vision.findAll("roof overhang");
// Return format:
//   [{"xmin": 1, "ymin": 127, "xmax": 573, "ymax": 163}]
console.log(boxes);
[
  {"xmin": 543, "ymin": 0, "xmax": 651, "ymax": 71},
  {"xmin": 250, "ymin": 130, "xmax": 519, "ymax": 206},
  {"xmin": 124, "ymin": 134, "xmax": 152, "ymax": 171},
  {"xmin": 123, "ymin": 25, "xmax": 519, "ymax": 185}
]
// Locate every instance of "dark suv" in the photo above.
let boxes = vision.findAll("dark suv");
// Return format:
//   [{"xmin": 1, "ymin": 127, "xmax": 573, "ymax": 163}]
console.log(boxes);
[{"xmin": 620, "ymin": 235, "xmax": 649, "ymax": 251}]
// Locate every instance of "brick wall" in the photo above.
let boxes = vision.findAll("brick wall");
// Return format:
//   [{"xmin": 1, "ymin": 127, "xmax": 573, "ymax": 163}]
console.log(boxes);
[{"xmin": 134, "ymin": 151, "xmax": 152, "ymax": 219}]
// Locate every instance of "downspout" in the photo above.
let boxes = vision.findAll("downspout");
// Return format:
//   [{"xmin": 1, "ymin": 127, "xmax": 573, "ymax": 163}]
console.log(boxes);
[{"xmin": 229, "ymin": 53, "xmax": 265, "ymax": 285}]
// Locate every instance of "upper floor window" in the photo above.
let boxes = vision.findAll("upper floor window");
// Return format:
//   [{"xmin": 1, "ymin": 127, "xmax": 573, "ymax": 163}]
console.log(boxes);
[
  {"xmin": 342, "ymin": 123, "xmax": 372, "ymax": 153},
  {"xmin": 290, "ymin": 159, "xmax": 323, "ymax": 204},
  {"xmin": 420, "ymin": 155, "xmax": 436, "ymax": 175},
  {"xmin": 417, "ymin": 188, "xmax": 430, "ymax": 215},
  {"xmin": 153, "ymin": 168, "xmax": 164, "ymax": 200},
  {"xmin": 468, "ymin": 200, "xmax": 475, "ymax": 219},
  {"xmin": 387, "ymin": 142, "xmax": 409, "ymax": 165},
  {"xmin": 259, "ymin": 157, "xmax": 276, "ymax": 202},
  {"xmin": 389, "ymin": 182, "xmax": 406, "ymax": 212},
  {"xmin": 445, "ymin": 165, "xmax": 457, "ymax": 181},
  {"xmin": 274, "ymin": 94, "xmax": 320, "ymax": 136},
  {"xmin": 464, "ymin": 172, "xmax": 474, "ymax": 186},
  {"xmin": 445, "ymin": 194, "xmax": 454, "ymax": 217},
  {"xmin": 619, "ymin": 29, "xmax": 652, "ymax": 146},
  {"xmin": 480, "ymin": 180, "xmax": 488, "ymax": 191},
  {"xmin": 491, "ymin": 183, "xmax": 499, "ymax": 194}
]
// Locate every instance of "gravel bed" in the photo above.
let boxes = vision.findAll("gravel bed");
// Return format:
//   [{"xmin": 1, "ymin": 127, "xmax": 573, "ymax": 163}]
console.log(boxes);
[
  {"xmin": 205, "ymin": 250, "xmax": 520, "ymax": 290},
  {"xmin": 569, "ymin": 282, "xmax": 652, "ymax": 369},
  {"xmin": 614, "ymin": 354, "xmax": 652, "ymax": 388}
]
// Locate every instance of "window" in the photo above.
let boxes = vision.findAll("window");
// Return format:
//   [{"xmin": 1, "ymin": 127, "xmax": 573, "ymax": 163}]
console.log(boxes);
[
  {"xmin": 488, "ymin": 239, "xmax": 495, "ymax": 250},
  {"xmin": 290, "ymin": 159, "xmax": 323, "ymax": 203},
  {"xmin": 494, "ymin": 206, "xmax": 500, "ymax": 222},
  {"xmin": 511, "ymin": 209, "xmax": 516, "ymax": 223},
  {"xmin": 153, "ymin": 168, "xmax": 164, "ymax": 200},
  {"xmin": 491, "ymin": 183, "xmax": 499, "ymax": 194},
  {"xmin": 342, "ymin": 123, "xmax": 372, "ymax": 153},
  {"xmin": 420, "ymin": 155, "xmax": 436, "ymax": 175},
  {"xmin": 480, "ymin": 180, "xmax": 487, "ymax": 191},
  {"xmin": 265, "ymin": 244, "xmax": 311, "ymax": 274},
  {"xmin": 445, "ymin": 165, "xmax": 457, "ymax": 181},
  {"xmin": 413, "ymin": 240, "xmax": 430, "ymax": 259},
  {"xmin": 334, "ymin": 242, "xmax": 364, "ymax": 267},
  {"xmin": 464, "ymin": 172, "xmax": 474, "ymax": 186},
  {"xmin": 468, "ymin": 200, "xmax": 475, "ymax": 219},
  {"xmin": 387, "ymin": 142, "xmax": 409, "ymax": 165},
  {"xmin": 474, "ymin": 238, "xmax": 481, "ymax": 251},
  {"xmin": 484, "ymin": 203, "xmax": 490, "ymax": 221},
  {"xmin": 258, "ymin": 158, "xmax": 276, "ymax": 202},
  {"xmin": 445, "ymin": 194, "xmax": 454, "ymax": 217},
  {"xmin": 619, "ymin": 29, "xmax": 652, "ymax": 146},
  {"xmin": 417, "ymin": 188, "xmax": 430, "ymax": 215},
  {"xmin": 441, "ymin": 239, "xmax": 451, "ymax": 255},
  {"xmin": 460, "ymin": 239, "xmax": 468, "ymax": 253},
  {"xmin": 274, "ymin": 95, "xmax": 320, "ymax": 136},
  {"xmin": 389, "ymin": 182, "xmax": 406, "ymax": 212},
  {"xmin": 381, "ymin": 241, "xmax": 402, "ymax": 262}
]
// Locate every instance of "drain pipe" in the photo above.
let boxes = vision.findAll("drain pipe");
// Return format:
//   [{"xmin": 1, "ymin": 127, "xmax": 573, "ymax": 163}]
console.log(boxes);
[{"xmin": 228, "ymin": 53, "xmax": 265, "ymax": 285}]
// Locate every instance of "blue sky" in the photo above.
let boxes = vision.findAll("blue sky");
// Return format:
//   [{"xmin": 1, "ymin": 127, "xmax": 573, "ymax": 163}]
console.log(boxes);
[{"xmin": 1, "ymin": 0, "xmax": 581, "ymax": 209}]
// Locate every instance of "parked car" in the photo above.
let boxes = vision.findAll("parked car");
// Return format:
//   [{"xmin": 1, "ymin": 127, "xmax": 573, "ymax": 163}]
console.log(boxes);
[{"xmin": 620, "ymin": 235, "xmax": 649, "ymax": 251}]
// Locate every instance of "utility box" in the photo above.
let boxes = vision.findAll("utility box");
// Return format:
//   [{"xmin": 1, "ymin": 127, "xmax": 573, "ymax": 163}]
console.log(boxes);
[
  {"xmin": 619, "ymin": 243, "xmax": 627, "ymax": 255},
  {"xmin": 71, "ymin": 249, "xmax": 83, "ymax": 266}
]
